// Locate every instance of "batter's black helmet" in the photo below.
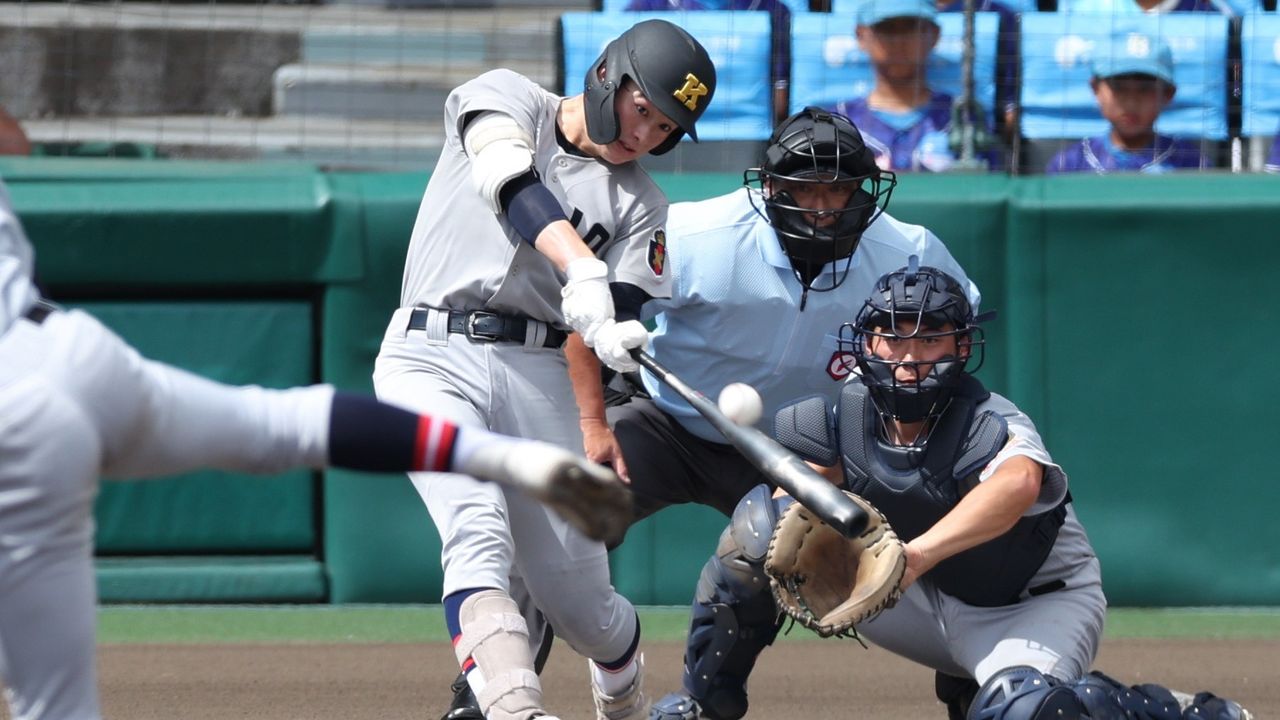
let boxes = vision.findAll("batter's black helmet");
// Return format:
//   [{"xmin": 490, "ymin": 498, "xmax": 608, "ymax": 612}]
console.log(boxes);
[
  {"xmin": 844, "ymin": 257, "xmax": 984, "ymax": 425},
  {"xmin": 583, "ymin": 19, "xmax": 717, "ymax": 156},
  {"xmin": 745, "ymin": 107, "xmax": 896, "ymax": 292}
]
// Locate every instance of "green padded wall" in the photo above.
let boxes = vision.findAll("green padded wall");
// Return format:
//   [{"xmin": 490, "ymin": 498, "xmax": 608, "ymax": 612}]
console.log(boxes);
[
  {"xmin": 7, "ymin": 159, "xmax": 357, "ymax": 288},
  {"xmin": 7, "ymin": 159, "xmax": 1279, "ymax": 607},
  {"xmin": 84, "ymin": 301, "xmax": 316, "ymax": 553},
  {"xmin": 6, "ymin": 158, "xmax": 335, "ymax": 602},
  {"xmin": 321, "ymin": 172, "xmax": 445, "ymax": 603},
  {"xmin": 1008, "ymin": 174, "xmax": 1280, "ymax": 606}
]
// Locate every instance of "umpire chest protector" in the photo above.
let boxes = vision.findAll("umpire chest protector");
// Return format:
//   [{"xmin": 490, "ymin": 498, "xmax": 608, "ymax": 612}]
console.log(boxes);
[{"xmin": 779, "ymin": 376, "xmax": 1066, "ymax": 607}]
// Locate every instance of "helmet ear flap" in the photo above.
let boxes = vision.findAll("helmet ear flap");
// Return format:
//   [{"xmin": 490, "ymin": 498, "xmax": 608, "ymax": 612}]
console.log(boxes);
[{"xmin": 583, "ymin": 46, "xmax": 624, "ymax": 147}]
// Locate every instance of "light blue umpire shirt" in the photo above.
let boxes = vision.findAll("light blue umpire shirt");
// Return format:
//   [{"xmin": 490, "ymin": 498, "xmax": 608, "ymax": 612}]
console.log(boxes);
[{"xmin": 640, "ymin": 187, "xmax": 980, "ymax": 443}]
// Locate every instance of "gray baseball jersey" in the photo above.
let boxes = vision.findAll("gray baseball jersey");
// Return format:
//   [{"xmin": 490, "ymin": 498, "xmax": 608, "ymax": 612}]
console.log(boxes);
[
  {"xmin": 0, "ymin": 180, "xmax": 39, "ymax": 336},
  {"xmin": 399, "ymin": 69, "xmax": 672, "ymax": 323}
]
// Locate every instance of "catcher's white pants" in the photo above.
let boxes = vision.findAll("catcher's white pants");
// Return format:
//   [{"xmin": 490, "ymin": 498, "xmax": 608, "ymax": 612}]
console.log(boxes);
[
  {"xmin": 372, "ymin": 307, "xmax": 638, "ymax": 662},
  {"xmin": 0, "ymin": 309, "xmax": 334, "ymax": 720},
  {"xmin": 858, "ymin": 555, "xmax": 1106, "ymax": 684}
]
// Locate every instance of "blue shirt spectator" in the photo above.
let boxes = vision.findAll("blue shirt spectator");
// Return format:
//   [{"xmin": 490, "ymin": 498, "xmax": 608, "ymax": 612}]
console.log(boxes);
[
  {"xmin": 827, "ymin": 0, "xmax": 1001, "ymax": 171},
  {"xmin": 1046, "ymin": 135, "xmax": 1209, "ymax": 173},
  {"xmin": 832, "ymin": 93, "xmax": 999, "ymax": 171},
  {"xmin": 626, "ymin": 0, "xmax": 793, "ymax": 122},
  {"xmin": 1046, "ymin": 32, "xmax": 1212, "ymax": 173}
]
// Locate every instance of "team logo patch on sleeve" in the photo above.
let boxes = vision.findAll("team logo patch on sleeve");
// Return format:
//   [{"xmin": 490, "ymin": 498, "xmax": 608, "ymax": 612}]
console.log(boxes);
[
  {"xmin": 648, "ymin": 230, "xmax": 667, "ymax": 276},
  {"xmin": 827, "ymin": 351, "xmax": 857, "ymax": 381}
]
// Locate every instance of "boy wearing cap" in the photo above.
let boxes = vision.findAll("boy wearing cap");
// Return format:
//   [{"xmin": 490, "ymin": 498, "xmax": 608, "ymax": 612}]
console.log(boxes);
[
  {"xmin": 1046, "ymin": 32, "xmax": 1212, "ymax": 174},
  {"xmin": 828, "ymin": 0, "xmax": 1002, "ymax": 172}
]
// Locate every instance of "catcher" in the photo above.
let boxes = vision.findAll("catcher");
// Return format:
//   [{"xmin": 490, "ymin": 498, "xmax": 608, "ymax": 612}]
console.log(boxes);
[{"xmin": 651, "ymin": 260, "xmax": 1253, "ymax": 720}]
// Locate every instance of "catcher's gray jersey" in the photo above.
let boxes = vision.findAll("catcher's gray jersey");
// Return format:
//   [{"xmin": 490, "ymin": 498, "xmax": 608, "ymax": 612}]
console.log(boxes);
[
  {"xmin": 974, "ymin": 391, "xmax": 1097, "ymax": 589},
  {"xmin": 859, "ymin": 391, "xmax": 1105, "ymax": 684},
  {"xmin": 400, "ymin": 69, "xmax": 671, "ymax": 324}
]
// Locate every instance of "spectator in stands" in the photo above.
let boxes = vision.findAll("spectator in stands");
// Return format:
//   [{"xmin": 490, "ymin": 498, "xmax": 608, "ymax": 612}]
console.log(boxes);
[
  {"xmin": 0, "ymin": 106, "xmax": 31, "ymax": 156},
  {"xmin": 624, "ymin": 0, "xmax": 793, "ymax": 124},
  {"xmin": 1267, "ymin": 129, "xmax": 1280, "ymax": 173},
  {"xmin": 829, "ymin": 0, "xmax": 1002, "ymax": 172},
  {"xmin": 1046, "ymin": 33, "xmax": 1211, "ymax": 173}
]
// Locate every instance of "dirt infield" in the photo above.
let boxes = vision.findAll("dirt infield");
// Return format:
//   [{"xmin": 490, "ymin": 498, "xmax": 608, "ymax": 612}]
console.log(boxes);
[{"xmin": 71, "ymin": 638, "xmax": 1278, "ymax": 719}]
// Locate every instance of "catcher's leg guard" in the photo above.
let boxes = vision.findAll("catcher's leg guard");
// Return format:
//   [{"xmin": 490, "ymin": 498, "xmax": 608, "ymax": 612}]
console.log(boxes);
[
  {"xmin": 967, "ymin": 666, "xmax": 1086, "ymax": 720},
  {"xmin": 1179, "ymin": 692, "xmax": 1254, "ymax": 720},
  {"xmin": 674, "ymin": 485, "xmax": 785, "ymax": 720},
  {"xmin": 1071, "ymin": 670, "xmax": 1252, "ymax": 720},
  {"xmin": 455, "ymin": 590, "xmax": 546, "ymax": 720}
]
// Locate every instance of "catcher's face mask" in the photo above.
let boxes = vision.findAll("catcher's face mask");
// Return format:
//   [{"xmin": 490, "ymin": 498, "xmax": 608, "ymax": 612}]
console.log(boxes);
[
  {"xmin": 744, "ymin": 106, "xmax": 895, "ymax": 292},
  {"xmin": 843, "ymin": 259, "xmax": 985, "ymax": 428}
]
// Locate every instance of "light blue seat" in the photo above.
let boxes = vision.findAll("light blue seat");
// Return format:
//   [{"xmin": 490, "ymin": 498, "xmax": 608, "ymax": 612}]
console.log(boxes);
[
  {"xmin": 561, "ymin": 11, "xmax": 775, "ymax": 142},
  {"xmin": 1018, "ymin": 12, "xmax": 1230, "ymax": 140},
  {"xmin": 1241, "ymin": 13, "xmax": 1280, "ymax": 138},
  {"xmin": 1057, "ymin": 0, "xmax": 1260, "ymax": 18},
  {"xmin": 830, "ymin": 0, "xmax": 1039, "ymax": 15},
  {"xmin": 600, "ymin": 0, "xmax": 812, "ymax": 13},
  {"xmin": 788, "ymin": 11, "xmax": 1000, "ymax": 123}
]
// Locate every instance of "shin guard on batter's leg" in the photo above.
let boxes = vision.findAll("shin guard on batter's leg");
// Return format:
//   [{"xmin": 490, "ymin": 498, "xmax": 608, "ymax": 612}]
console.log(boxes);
[{"xmin": 455, "ymin": 589, "xmax": 547, "ymax": 720}]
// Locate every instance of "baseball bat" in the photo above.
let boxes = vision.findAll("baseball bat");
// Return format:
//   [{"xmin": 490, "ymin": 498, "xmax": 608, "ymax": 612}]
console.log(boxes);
[{"xmin": 633, "ymin": 349, "xmax": 869, "ymax": 539}]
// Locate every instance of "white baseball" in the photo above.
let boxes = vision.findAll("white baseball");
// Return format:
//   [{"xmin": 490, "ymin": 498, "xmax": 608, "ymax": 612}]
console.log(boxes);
[{"xmin": 717, "ymin": 382, "xmax": 763, "ymax": 427}]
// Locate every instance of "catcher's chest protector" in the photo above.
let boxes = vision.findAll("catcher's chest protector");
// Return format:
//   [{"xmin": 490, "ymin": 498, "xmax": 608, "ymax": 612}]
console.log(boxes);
[{"xmin": 837, "ymin": 377, "xmax": 1067, "ymax": 607}]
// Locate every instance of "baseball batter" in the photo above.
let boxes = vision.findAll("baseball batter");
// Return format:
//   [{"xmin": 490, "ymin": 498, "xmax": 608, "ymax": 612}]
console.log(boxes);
[
  {"xmin": 370, "ymin": 19, "xmax": 715, "ymax": 720},
  {"xmin": 652, "ymin": 262, "xmax": 1252, "ymax": 720},
  {"xmin": 0, "ymin": 179, "xmax": 628, "ymax": 720}
]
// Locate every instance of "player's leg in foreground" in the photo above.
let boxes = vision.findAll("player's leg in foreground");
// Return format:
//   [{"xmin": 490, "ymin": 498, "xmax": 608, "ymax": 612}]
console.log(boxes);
[{"xmin": 0, "ymin": 308, "xmax": 624, "ymax": 720}]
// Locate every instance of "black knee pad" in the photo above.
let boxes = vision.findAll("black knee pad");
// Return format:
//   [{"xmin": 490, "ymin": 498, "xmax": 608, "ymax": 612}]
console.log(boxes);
[{"xmin": 968, "ymin": 666, "xmax": 1086, "ymax": 720}]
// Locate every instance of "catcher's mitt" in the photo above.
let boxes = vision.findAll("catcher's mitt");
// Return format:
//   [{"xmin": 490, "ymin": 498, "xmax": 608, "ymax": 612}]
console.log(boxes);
[{"xmin": 764, "ymin": 491, "xmax": 906, "ymax": 639}]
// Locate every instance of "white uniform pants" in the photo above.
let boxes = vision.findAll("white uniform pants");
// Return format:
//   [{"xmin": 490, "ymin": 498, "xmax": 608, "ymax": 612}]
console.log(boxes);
[
  {"xmin": 0, "ymin": 310, "xmax": 333, "ymax": 720},
  {"xmin": 372, "ymin": 307, "xmax": 637, "ymax": 662},
  {"xmin": 858, "ymin": 557, "xmax": 1107, "ymax": 684}
]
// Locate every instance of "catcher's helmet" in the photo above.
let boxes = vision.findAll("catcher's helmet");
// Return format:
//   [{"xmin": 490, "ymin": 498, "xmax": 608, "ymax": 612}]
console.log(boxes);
[
  {"xmin": 745, "ymin": 107, "xmax": 896, "ymax": 291},
  {"xmin": 843, "ymin": 257, "xmax": 984, "ymax": 426},
  {"xmin": 583, "ymin": 19, "xmax": 716, "ymax": 156}
]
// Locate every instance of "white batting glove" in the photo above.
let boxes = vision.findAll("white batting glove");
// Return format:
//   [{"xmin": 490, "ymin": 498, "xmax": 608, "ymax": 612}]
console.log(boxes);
[
  {"xmin": 591, "ymin": 319, "xmax": 648, "ymax": 373},
  {"xmin": 561, "ymin": 257, "xmax": 615, "ymax": 346}
]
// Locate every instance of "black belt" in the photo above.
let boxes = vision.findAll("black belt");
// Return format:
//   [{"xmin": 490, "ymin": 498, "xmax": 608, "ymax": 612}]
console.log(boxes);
[
  {"xmin": 409, "ymin": 308, "xmax": 567, "ymax": 349},
  {"xmin": 24, "ymin": 301, "xmax": 56, "ymax": 325}
]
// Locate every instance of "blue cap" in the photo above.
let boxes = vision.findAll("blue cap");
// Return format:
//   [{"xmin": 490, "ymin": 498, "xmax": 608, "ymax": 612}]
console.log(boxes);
[
  {"xmin": 1091, "ymin": 33, "xmax": 1175, "ymax": 85},
  {"xmin": 856, "ymin": 0, "xmax": 939, "ymax": 27}
]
